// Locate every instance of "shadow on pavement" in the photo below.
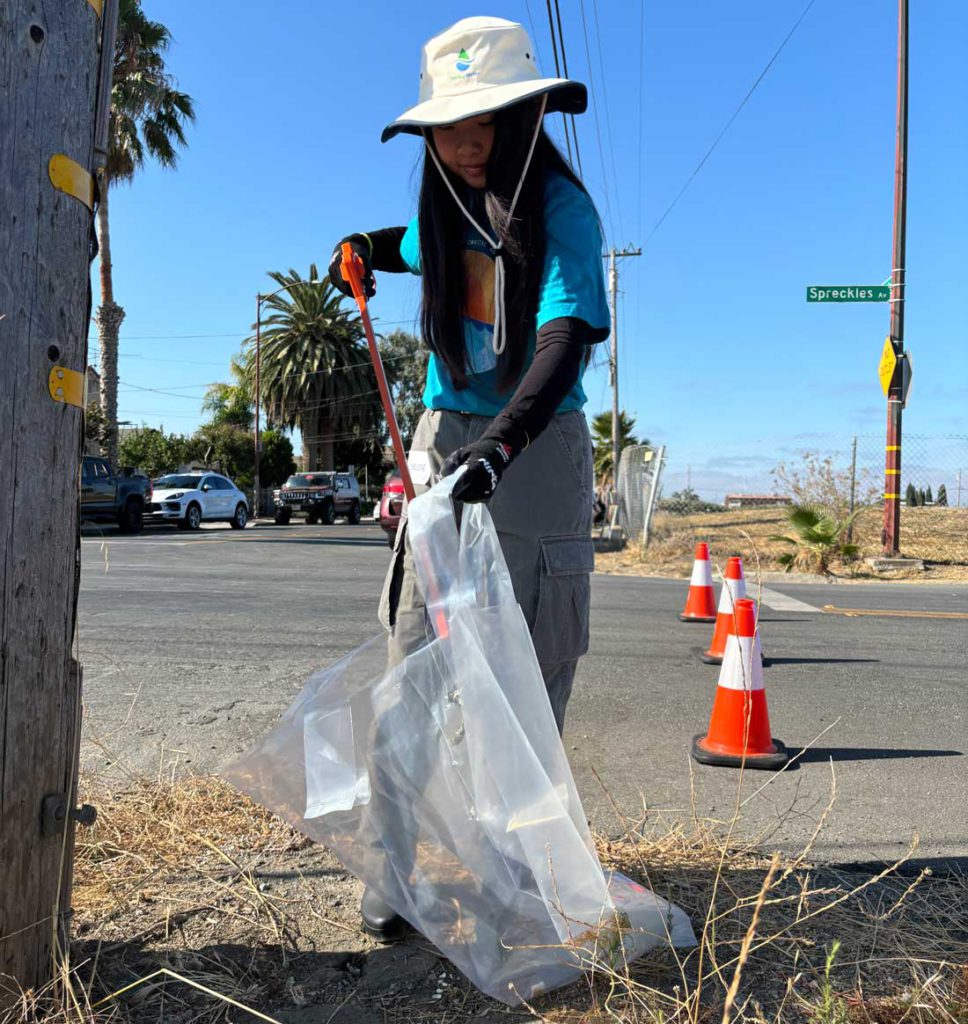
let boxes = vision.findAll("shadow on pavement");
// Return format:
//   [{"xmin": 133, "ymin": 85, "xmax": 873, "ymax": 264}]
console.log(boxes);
[
  {"xmin": 240, "ymin": 536, "xmax": 390, "ymax": 548},
  {"xmin": 762, "ymin": 656, "xmax": 881, "ymax": 666},
  {"xmin": 791, "ymin": 746, "xmax": 962, "ymax": 764}
]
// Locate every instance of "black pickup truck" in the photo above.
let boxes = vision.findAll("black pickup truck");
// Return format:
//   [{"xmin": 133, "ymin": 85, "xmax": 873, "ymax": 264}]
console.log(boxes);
[{"xmin": 81, "ymin": 455, "xmax": 150, "ymax": 533}]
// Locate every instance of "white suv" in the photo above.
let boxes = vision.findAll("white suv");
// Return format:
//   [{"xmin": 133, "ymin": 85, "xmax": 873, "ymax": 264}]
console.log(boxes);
[{"xmin": 149, "ymin": 472, "xmax": 249, "ymax": 531}]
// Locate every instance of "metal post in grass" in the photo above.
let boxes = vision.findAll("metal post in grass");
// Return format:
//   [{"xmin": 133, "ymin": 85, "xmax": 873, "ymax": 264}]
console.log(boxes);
[{"xmin": 0, "ymin": 0, "xmax": 115, "ymax": 1006}]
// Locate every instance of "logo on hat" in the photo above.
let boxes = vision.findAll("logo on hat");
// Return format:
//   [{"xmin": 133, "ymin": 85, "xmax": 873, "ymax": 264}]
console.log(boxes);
[{"xmin": 455, "ymin": 47, "xmax": 473, "ymax": 73}]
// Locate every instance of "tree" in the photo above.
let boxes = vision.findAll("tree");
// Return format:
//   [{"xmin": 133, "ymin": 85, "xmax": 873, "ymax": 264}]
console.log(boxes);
[
  {"xmin": 905, "ymin": 483, "xmax": 918, "ymax": 507},
  {"xmin": 85, "ymin": 401, "xmax": 113, "ymax": 452},
  {"xmin": 192, "ymin": 422, "xmax": 257, "ymax": 489},
  {"xmin": 201, "ymin": 356, "xmax": 252, "ymax": 430},
  {"xmin": 379, "ymin": 329, "xmax": 428, "ymax": 444},
  {"xmin": 937, "ymin": 484, "xmax": 948, "ymax": 507},
  {"xmin": 590, "ymin": 410, "xmax": 643, "ymax": 485},
  {"xmin": 771, "ymin": 451, "xmax": 880, "ymax": 521},
  {"xmin": 242, "ymin": 267, "xmax": 381, "ymax": 471},
  {"xmin": 118, "ymin": 426, "xmax": 194, "ymax": 477},
  {"xmin": 771, "ymin": 503, "xmax": 861, "ymax": 576},
  {"xmin": 96, "ymin": 0, "xmax": 195, "ymax": 464},
  {"xmin": 925, "ymin": 484, "xmax": 934, "ymax": 505},
  {"xmin": 918, "ymin": 488, "xmax": 926, "ymax": 507},
  {"xmin": 260, "ymin": 428, "xmax": 297, "ymax": 487},
  {"xmin": 658, "ymin": 487, "xmax": 725, "ymax": 515}
]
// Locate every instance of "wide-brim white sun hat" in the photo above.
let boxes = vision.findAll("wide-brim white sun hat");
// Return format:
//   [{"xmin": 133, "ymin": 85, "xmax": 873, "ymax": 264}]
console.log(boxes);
[{"xmin": 381, "ymin": 16, "xmax": 587, "ymax": 143}]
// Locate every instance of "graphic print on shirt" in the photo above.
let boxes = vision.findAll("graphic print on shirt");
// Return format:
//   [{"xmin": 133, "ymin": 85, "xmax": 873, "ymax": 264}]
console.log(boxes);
[{"xmin": 463, "ymin": 240, "xmax": 497, "ymax": 375}]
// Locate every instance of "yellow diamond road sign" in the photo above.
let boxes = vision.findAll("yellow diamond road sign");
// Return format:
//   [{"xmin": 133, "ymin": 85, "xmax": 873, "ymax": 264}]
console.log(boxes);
[{"xmin": 878, "ymin": 337, "xmax": 898, "ymax": 396}]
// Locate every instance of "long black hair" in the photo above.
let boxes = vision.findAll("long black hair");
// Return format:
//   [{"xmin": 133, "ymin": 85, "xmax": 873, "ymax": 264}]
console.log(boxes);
[{"xmin": 418, "ymin": 98, "xmax": 594, "ymax": 392}]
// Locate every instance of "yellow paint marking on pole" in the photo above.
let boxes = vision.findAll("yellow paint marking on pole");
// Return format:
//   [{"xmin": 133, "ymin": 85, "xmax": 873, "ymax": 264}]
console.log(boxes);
[
  {"xmin": 822, "ymin": 605, "xmax": 968, "ymax": 620},
  {"xmin": 883, "ymin": 493, "xmax": 900, "ymax": 499},
  {"xmin": 48, "ymin": 154, "xmax": 94, "ymax": 209},
  {"xmin": 886, "ymin": 445, "xmax": 900, "ymax": 451},
  {"xmin": 885, "ymin": 468, "xmax": 900, "ymax": 474}
]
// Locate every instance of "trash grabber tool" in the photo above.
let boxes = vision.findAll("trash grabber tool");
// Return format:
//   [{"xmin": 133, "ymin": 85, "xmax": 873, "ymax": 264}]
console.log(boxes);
[
  {"xmin": 340, "ymin": 244, "xmax": 416, "ymax": 503},
  {"xmin": 340, "ymin": 245, "xmax": 449, "ymax": 638}
]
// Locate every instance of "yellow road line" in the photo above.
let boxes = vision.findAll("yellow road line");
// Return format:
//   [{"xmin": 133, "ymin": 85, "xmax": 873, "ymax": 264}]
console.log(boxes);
[{"xmin": 822, "ymin": 604, "xmax": 968, "ymax": 620}]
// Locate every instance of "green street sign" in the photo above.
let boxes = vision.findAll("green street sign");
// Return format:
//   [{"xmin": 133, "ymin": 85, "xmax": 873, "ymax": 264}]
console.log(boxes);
[{"xmin": 807, "ymin": 285, "xmax": 890, "ymax": 302}]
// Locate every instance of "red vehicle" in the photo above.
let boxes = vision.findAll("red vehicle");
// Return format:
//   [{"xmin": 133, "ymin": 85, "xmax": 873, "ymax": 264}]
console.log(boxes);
[{"xmin": 379, "ymin": 474, "xmax": 405, "ymax": 548}]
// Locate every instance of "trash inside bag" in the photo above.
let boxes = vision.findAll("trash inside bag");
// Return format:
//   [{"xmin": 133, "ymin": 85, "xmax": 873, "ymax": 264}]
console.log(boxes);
[{"xmin": 222, "ymin": 474, "xmax": 695, "ymax": 1005}]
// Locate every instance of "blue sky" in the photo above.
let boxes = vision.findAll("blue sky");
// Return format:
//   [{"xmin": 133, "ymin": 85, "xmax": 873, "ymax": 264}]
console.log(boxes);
[{"xmin": 97, "ymin": 0, "xmax": 967, "ymax": 497}]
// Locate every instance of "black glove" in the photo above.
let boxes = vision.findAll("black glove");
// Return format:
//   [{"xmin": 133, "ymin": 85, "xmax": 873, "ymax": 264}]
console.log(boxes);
[
  {"xmin": 440, "ymin": 436, "xmax": 516, "ymax": 503},
  {"xmin": 328, "ymin": 234, "xmax": 375, "ymax": 298}
]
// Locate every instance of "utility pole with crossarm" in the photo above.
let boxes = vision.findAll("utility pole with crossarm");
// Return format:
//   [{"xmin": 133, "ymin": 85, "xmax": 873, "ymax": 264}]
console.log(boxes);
[{"xmin": 607, "ymin": 246, "xmax": 642, "ymax": 490}]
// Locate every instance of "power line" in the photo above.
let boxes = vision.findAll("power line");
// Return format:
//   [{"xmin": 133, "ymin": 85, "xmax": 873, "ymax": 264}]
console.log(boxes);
[
  {"xmin": 590, "ymin": 0, "xmax": 623, "ymax": 235},
  {"xmin": 85, "ymin": 317, "xmax": 420, "ymax": 343},
  {"xmin": 114, "ymin": 353, "xmax": 412, "ymax": 396},
  {"xmin": 643, "ymin": 0, "xmax": 819, "ymax": 249},
  {"xmin": 543, "ymin": 0, "xmax": 573, "ymax": 167},
  {"xmin": 551, "ymin": 0, "xmax": 584, "ymax": 178},
  {"xmin": 577, "ymin": 0, "xmax": 616, "ymax": 243},
  {"xmin": 522, "ymin": 0, "xmax": 546, "ymax": 71}
]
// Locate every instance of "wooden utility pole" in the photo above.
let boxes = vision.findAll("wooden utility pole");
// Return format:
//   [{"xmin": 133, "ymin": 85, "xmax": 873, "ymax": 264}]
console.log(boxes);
[
  {"xmin": 882, "ymin": 0, "xmax": 908, "ymax": 555},
  {"xmin": 607, "ymin": 246, "xmax": 641, "ymax": 489},
  {"xmin": 1, "ymin": 0, "xmax": 112, "ymax": 1006}
]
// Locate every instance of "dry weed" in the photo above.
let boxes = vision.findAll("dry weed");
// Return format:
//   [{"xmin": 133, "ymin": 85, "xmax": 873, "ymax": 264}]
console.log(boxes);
[{"xmin": 2, "ymin": 767, "xmax": 964, "ymax": 1024}]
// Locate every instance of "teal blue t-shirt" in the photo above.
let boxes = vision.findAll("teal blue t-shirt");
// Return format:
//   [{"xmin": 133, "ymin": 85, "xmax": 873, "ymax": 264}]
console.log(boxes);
[{"xmin": 399, "ymin": 172, "xmax": 610, "ymax": 417}]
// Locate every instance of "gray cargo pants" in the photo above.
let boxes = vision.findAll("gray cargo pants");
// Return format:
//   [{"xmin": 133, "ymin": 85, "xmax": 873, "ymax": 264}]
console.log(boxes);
[{"xmin": 379, "ymin": 408, "xmax": 595, "ymax": 734}]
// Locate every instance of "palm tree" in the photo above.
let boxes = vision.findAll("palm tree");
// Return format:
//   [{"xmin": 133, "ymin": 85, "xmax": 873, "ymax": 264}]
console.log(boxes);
[
  {"xmin": 201, "ymin": 356, "xmax": 253, "ymax": 430},
  {"xmin": 243, "ymin": 267, "xmax": 381, "ymax": 471},
  {"xmin": 96, "ymin": 0, "xmax": 195, "ymax": 463},
  {"xmin": 590, "ymin": 410, "xmax": 645, "ymax": 486},
  {"xmin": 770, "ymin": 503, "xmax": 861, "ymax": 576}
]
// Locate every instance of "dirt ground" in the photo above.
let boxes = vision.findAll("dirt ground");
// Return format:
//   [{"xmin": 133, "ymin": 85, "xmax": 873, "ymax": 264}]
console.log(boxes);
[
  {"xmin": 24, "ymin": 774, "xmax": 963, "ymax": 1024},
  {"xmin": 595, "ymin": 505, "xmax": 968, "ymax": 584}
]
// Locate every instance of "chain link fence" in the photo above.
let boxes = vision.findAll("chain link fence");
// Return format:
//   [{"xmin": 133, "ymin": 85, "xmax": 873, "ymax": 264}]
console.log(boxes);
[
  {"xmin": 614, "ymin": 434, "xmax": 968, "ymax": 567},
  {"xmin": 614, "ymin": 445, "xmax": 665, "ymax": 545}
]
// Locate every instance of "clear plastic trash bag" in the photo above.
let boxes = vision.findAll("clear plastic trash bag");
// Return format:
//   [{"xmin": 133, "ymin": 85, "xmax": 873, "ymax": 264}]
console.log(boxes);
[{"xmin": 222, "ymin": 474, "xmax": 695, "ymax": 1005}]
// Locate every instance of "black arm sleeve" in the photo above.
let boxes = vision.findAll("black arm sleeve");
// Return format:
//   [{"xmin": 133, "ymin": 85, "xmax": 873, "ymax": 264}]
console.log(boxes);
[
  {"xmin": 362, "ymin": 227, "xmax": 408, "ymax": 273},
  {"xmin": 484, "ymin": 317, "xmax": 594, "ymax": 454}
]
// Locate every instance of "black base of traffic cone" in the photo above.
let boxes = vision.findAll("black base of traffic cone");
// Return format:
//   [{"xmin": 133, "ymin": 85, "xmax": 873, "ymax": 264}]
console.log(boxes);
[{"xmin": 691, "ymin": 735, "xmax": 789, "ymax": 771}]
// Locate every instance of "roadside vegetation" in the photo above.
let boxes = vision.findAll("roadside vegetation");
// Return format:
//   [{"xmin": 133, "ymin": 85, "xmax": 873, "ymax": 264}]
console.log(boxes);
[{"xmin": 3, "ymin": 761, "xmax": 965, "ymax": 1024}]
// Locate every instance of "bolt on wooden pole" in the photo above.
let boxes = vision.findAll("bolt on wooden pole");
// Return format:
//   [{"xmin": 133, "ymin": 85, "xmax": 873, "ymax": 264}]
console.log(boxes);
[{"xmin": 1, "ymin": 0, "xmax": 111, "ymax": 1006}]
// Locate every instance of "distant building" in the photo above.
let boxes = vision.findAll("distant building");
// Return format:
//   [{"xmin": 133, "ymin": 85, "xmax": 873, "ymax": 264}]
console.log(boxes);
[{"xmin": 724, "ymin": 493, "xmax": 792, "ymax": 510}]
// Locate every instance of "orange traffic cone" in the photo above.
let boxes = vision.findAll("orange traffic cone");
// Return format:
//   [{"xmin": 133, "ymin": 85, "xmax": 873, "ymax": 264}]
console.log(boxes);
[
  {"xmin": 701, "ymin": 556, "xmax": 747, "ymax": 664},
  {"xmin": 679, "ymin": 542, "xmax": 717, "ymax": 622},
  {"xmin": 692, "ymin": 598, "xmax": 787, "ymax": 770}
]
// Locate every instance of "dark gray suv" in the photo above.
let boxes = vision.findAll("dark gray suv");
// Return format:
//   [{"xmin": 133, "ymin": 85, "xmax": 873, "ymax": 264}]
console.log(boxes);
[{"xmin": 273, "ymin": 472, "xmax": 361, "ymax": 526}]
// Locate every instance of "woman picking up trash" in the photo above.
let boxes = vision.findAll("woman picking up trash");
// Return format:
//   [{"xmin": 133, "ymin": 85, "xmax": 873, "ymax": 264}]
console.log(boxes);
[{"xmin": 328, "ymin": 16, "xmax": 610, "ymax": 940}]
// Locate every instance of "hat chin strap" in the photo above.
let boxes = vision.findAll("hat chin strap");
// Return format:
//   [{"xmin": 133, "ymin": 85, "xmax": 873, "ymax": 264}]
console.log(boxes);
[{"xmin": 425, "ymin": 94, "xmax": 548, "ymax": 357}]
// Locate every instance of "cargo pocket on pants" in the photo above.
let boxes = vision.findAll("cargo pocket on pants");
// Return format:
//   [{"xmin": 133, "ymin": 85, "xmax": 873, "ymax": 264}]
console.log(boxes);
[{"xmin": 531, "ymin": 534, "xmax": 595, "ymax": 667}]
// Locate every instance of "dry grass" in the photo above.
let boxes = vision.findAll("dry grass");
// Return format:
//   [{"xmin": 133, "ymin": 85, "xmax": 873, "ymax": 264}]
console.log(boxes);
[
  {"xmin": 3, "ymin": 769, "xmax": 967, "ymax": 1024},
  {"xmin": 597, "ymin": 506, "xmax": 968, "ymax": 582}
]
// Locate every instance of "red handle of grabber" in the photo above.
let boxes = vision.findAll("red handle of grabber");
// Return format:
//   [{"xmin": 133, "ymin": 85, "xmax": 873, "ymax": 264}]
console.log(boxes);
[
  {"xmin": 340, "ymin": 244, "xmax": 450, "ymax": 639},
  {"xmin": 340, "ymin": 243, "xmax": 416, "ymax": 504}
]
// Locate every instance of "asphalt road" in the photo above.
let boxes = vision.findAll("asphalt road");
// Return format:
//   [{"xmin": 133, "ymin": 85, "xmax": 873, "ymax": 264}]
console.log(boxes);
[{"xmin": 78, "ymin": 519, "xmax": 968, "ymax": 867}]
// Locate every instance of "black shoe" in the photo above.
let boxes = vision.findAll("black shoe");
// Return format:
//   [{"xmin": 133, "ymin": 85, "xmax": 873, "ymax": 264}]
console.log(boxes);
[{"xmin": 361, "ymin": 887, "xmax": 409, "ymax": 942}]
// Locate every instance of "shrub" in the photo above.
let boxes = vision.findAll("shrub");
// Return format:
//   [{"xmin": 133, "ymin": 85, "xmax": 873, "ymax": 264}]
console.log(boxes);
[{"xmin": 771, "ymin": 451, "xmax": 879, "ymax": 520}]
